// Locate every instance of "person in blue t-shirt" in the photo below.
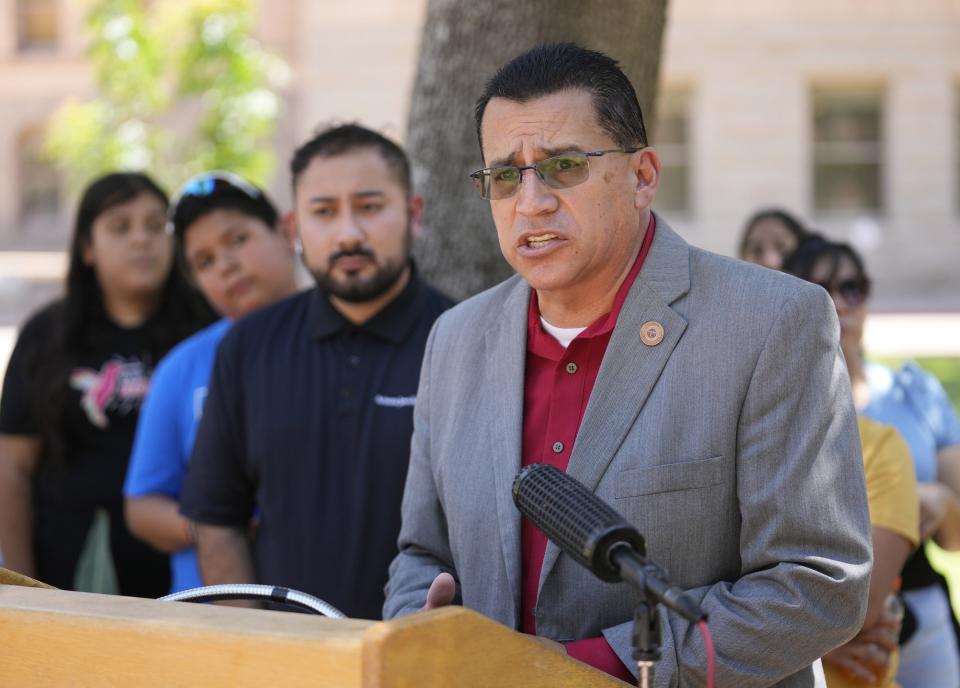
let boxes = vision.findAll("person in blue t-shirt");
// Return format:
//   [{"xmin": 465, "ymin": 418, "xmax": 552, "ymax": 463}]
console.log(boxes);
[{"xmin": 123, "ymin": 172, "xmax": 301, "ymax": 593}]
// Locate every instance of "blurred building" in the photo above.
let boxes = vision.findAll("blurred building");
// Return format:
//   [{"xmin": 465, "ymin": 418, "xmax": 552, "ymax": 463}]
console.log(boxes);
[
  {"xmin": 0, "ymin": 0, "xmax": 423, "ymax": 251},
  {"xmin": 0, "ymin": 0, "xmax": 427, "ymax": 327},
  {"xmin": 0, "ymin": 0, "xmax": 958, "ymax": 316},
  {"xmin": 656, "ymin": 1, "xmax": 960, "ymax": 311}
]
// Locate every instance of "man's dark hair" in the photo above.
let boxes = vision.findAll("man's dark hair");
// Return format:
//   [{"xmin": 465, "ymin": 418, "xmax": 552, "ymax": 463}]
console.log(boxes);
[
  {"xmin": 474, "ymin": 43, "xmax": 648, "ymax": 154},
  {"xmin": 289, "ymin": 124, "xmax": 411, "ymax": 196},
  {"xmin": 172, "ymin": 184, "xmax": 278, "ymax": 244},
  {"xmin": 169, "ymin": 178, "xmax": 279, "ymax": 278}
]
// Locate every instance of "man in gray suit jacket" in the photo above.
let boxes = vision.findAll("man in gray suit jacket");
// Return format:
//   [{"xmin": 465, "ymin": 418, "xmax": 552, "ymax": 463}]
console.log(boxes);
[{"xmin": 384, "ymin": 43, "xmax": 872, "ymax": 686}]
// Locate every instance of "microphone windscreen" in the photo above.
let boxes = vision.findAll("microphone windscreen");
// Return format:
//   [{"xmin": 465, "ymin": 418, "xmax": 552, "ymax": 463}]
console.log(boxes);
[{"xmin": 512, "ymin": 463, "xmax": 645, "ymax": 581}]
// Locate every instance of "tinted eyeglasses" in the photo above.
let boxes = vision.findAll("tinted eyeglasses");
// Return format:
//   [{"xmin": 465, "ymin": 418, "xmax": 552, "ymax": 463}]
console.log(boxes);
[
  {"xmin": 815, "ymin": 276, "xmax": 871, "ymax": 307},
  {"xmin": 167, "ymin": 171, "xmax": 263, "ymax": 234},
  {"xmin": 469, "ymin": 147, "xmax": 640, "ymax": 200}
]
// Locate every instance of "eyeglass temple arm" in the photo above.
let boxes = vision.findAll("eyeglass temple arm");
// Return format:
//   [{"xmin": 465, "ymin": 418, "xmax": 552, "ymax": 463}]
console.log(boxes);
[{"xmin": 585, "ymin": 147, "xmax": 642, "ymax": 158}]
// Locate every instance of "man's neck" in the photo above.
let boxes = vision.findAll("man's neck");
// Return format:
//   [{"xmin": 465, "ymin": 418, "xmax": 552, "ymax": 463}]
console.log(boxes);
[
  {"xmin": 537, "ymin": 283, "xmax": 624, "ymax": 330},
  {"xmin": 329, "ymin": 264, "xmax": 411, "ymax": 325}
]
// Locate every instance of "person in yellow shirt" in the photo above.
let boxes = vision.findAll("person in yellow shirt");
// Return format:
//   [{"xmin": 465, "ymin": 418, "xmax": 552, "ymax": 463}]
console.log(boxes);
[{"xmin": 824, "ymin": 417, "xmax": 920, "ymax": 686}]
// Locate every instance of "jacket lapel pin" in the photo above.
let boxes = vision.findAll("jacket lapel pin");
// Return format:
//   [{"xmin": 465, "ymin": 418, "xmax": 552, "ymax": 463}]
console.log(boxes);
[{"xmin": 640, "ymin": 320, "xmax": 665, "ymax": 347}]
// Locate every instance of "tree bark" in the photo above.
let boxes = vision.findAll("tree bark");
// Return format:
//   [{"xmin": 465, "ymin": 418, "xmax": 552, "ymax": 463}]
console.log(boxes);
[{"xmin": 407, "ymin": 0, "xmax": 669, "ymax": 301}]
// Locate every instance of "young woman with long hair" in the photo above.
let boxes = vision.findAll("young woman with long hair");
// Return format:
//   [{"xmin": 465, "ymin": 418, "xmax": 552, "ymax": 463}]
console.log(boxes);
[{"xmin": 0, "ymin": 172, "xmax": 213, "ymax": 595}]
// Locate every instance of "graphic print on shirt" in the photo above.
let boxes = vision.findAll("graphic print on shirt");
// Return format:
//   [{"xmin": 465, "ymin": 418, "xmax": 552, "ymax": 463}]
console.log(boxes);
[
  {"xmin": 374, "ymin": 394, "xmax": 416, "ymax": 408},
  {"xmin": 69, "ymin": 357, "xmax": 150, "ymax": 429}
]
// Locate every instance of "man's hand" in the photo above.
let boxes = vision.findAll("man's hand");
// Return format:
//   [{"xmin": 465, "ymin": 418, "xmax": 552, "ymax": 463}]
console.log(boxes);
[
  {"xmin": 823, "ymin": 640, "xmax": 890, "ymax": 685},
  {"xmin": 854, "ymin": 613, "xmax": 900, "ymax": 654},
  {"xmin": 420, "ymin": 572, "xmax": 457, "ymax": 611},
  {"xmin": 822, "ymin": 608, "xmax": 901, "ymax": 684}
]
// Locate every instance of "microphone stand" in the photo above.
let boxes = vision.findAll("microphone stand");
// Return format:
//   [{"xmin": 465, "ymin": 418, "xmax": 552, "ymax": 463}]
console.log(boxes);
[
  {"xmin": 611, "ymin": 546, "xmax": 664, "ymax": 687},
  {"xmin": 511, "ymin": 464, "xmax": 705, "ymax": 685},
  {"xmin": 631, "ymin": 579, "xmax": 661, "ymax": 688}
]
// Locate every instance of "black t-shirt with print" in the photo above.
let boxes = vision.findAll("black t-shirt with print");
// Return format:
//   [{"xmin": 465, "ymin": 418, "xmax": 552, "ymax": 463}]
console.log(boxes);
[
  {"xmin": 0, "ymin": 300, "xmax": 169, "ymax": 595},
  {"xmin": 1, "ymin": 301, "xmax": 151, "ymax": 506}
]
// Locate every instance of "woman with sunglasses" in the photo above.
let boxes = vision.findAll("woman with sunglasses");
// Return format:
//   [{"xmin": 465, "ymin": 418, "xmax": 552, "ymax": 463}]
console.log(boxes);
[
  {"xmin": 123, "ymin": 172, "xmax": 300, "ymax": 594},
  {"xmin": 785, "ymin": 235, "xmax": 960, "ymax": 688},
  {"xmin": 0, "ymin": 172, "xmax": 214, "ymax": 595}
]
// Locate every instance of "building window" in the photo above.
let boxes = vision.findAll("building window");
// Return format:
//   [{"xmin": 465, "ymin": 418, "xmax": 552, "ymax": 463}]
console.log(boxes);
[
  {"xmin": 16, "ymin": 0, "xmax": 59, "ymax": 53},
  {"xmin": 812, "ymin": 85, "xmax": 884, "ymax": 213},
  {"xmin": 18, "ymin": 126, "xmax": 61, "ymax": 224},
  {"xmin": 653, "ymin": 87, "xmax": 691, "ymax": 214}
]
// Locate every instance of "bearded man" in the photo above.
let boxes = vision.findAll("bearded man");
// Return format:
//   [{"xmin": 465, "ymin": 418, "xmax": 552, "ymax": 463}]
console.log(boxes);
[{"xmin": 181, "ymin": 125, "xmax": 453, "ymax": 619}]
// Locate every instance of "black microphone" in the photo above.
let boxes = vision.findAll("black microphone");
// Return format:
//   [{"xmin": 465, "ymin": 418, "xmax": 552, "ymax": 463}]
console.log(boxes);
[{"xmin": 512, "ymin": 463, "xmax": 705, "ymax": 623}]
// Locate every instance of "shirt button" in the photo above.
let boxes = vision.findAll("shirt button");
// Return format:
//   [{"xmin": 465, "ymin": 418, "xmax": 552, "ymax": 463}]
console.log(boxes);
[
  {"xmin": 347, "ymin": 355, "xmax": 360, "ymax": 367},
  {"xmin": 552, "ymin": 441, "xmax": 564, "ymax": 454},
  {"xmin": 565, "ymin": 362, "xmax": 578, "ymax": 374},
  {"xmin": 341, "ymin": 387, "xmax": 353, "ymax": 399}
]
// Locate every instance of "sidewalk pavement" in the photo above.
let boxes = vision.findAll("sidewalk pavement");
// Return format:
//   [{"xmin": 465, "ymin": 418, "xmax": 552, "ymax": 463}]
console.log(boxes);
[{"xmin": 864, "ymin": 313, "xmax": 960, "ymax": 358}]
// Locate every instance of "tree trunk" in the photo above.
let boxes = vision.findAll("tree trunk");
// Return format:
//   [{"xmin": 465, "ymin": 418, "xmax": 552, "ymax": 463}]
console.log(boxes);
[{"xmin": 407, "ymin": 0, "xmax": 669, "ymax": 301}]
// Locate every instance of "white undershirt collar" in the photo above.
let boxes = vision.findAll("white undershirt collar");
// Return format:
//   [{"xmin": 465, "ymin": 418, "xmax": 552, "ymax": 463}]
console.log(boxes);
[{"xmin": 539, "ymin": 316, "xmax": 587, "ymax": 349}]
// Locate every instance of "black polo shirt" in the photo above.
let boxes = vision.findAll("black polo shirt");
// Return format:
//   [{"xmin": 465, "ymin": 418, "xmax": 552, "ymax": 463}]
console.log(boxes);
[{"xmin": 180, "ymin": 270, "xmax": 453, "ymax": 619}]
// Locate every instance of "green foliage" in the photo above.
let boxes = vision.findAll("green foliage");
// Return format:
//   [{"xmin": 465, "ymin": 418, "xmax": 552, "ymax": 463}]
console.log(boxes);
[{"xmin": 44, "ymin": 0, "xmax": 284, "ymax": 195}]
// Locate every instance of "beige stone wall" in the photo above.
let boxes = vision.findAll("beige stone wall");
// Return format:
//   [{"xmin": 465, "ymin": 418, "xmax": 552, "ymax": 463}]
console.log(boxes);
[
  {"xmin": 0, "ymin": 0, "xmax": 957, "ymax": 309},
  {"xmin": 659, "ymin": 1, "xmax": 960, "ymax": 308},
  {"xmin": 266, "ymin": 0, "xmax": 426, "ymax": 208},
  {"xmin": 0, "ymin": 0, "xmax": 427, "ymax": 234},
  {"xmin": 0, "ymin": 0, "xmax": 90, "ymax": 248}
]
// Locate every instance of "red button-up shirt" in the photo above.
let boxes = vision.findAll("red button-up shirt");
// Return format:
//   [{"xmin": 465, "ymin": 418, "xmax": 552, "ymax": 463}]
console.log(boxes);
[{"xmin": 520, "ymin": 216, "xmax": 656, "ymax": 681}]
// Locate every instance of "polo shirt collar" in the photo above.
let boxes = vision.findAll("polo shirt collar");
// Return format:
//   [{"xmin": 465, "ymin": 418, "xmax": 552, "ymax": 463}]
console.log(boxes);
[{"xmin": 309, "ymin": 262, "xmax": 425, "ymax": 344}]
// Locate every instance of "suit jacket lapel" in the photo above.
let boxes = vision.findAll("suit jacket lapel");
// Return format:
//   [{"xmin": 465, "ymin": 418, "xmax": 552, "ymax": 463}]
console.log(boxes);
[
  {"xmin": 538, "ymin": 219, "xmax": 692, "ymax": 591},
  {"xmin": 482, "ymin": 276, "xmax": 530, "ymax": 626}
]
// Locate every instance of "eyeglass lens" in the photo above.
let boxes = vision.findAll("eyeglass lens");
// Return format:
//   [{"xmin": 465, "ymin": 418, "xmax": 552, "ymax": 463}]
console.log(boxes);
[{"xmin": 477, "ymin": 152, "xmax": 591, "ymax": 200}]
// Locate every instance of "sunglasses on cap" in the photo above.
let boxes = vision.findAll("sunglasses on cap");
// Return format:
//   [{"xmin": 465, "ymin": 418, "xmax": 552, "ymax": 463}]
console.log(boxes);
[
  {"xmin": 166, "ymin": 171, "xmax": 264, "ymax": 234},
  {"xmin": 815, "ymin": 276, "xmax": 871, "ymax": 307},
  {"xmin": 469, "ymin": 147, "xmax": 641, "ymax": 200}
]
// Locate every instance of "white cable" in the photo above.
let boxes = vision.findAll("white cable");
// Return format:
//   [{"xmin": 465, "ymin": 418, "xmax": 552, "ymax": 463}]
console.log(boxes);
[{"xmin": 160, "ymin": 583, "xmax": 346, "ymax": 618}]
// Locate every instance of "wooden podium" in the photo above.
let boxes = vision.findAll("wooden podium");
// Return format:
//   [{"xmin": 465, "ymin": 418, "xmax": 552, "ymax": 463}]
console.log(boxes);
[{"xmin": 0, "ymin": 583, "xmax": 628, "ymax": 687}]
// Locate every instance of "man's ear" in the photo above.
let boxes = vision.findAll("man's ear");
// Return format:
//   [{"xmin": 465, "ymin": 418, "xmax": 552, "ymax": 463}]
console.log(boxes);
[
  {"xmin": 633, "ymin": 148, "xmax": 661, "ymax": 211},
  {"xmin": 408, "ymin": 194, "xmax": 425, "ymax": 240},
  {"xmin": 281, "ymin": 210, "xmax": 301, "ymax": 254}
]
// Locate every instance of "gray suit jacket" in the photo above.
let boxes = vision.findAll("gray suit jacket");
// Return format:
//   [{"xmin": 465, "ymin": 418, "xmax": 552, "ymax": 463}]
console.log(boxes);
[{"xmin": 384, "ymin": 220, "xmax": 872, "ymax": 686}]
